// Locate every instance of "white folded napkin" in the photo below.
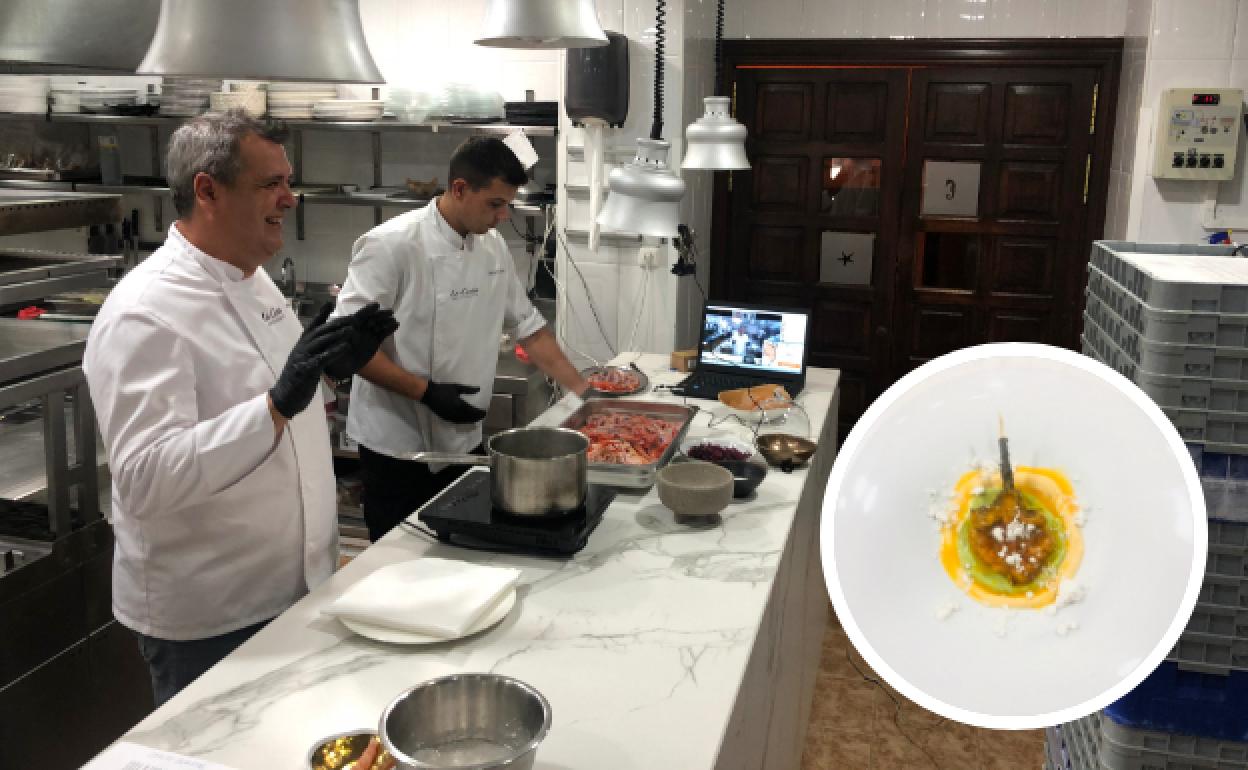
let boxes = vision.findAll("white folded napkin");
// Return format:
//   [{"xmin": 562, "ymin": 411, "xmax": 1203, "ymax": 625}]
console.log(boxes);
[{"xmin": 323, "ymin": 558, "xmax": 520, "ymax": 639}]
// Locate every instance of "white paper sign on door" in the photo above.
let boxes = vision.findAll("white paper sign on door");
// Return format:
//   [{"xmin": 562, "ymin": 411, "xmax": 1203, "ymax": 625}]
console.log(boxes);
[
  {"xmin": 820, "ymin": 231, "xmax": 875, "ymax": 286},
  {"xmin": 921, "ymin": 160, "xmax": 981, "ymax": 218}
]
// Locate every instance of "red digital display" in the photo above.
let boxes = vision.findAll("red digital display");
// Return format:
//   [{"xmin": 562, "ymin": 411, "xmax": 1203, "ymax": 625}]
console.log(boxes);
[{"xmin": 1193, "ymin": 93, "xmax": 1221, "ymax": 105}]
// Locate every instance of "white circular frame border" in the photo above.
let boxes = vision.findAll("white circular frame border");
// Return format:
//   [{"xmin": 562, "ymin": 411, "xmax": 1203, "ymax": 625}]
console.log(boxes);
[{"xmin": 820, "ymin": 342, "xmax": 1209, "ymax": 729}]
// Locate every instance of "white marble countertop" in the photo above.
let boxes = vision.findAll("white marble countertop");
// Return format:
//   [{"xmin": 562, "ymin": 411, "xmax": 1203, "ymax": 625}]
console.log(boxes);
[{"xmin": 113, "ymin": 354, "xmax": 841, "ymax": 770}]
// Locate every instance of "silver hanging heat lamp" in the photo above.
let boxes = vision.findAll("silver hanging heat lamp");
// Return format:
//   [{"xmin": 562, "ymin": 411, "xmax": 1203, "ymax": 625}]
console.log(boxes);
[
  {"xmin": 682, "ymin": 0, "xmax": 750, "ymax": 170},
  {"xmin": 138, "ymin": 0, "xmax": 384, "ymax": 83},
  {"xmin": 596, "ymin": 0, "xmax": 685, "ymax": 238},
  {"xmin": 597, "ymin": 139, "xmax": 686, "ymax": 237},
  {"xmin": 475, "ymin": 0, "xmax": 608, "ymax": 49}
]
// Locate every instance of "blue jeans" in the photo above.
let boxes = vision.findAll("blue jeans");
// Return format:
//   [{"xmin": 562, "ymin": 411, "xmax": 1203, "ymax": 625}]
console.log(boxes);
[{"xmin": 134, "ymin": 618, "xmax": 270, "ymax": 707}]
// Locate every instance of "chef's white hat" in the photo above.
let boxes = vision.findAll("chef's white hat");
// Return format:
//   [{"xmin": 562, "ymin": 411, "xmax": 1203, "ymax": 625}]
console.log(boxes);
[{"xmin": 503, "ymin": 131, "xmax": 540, "ymax": 171}]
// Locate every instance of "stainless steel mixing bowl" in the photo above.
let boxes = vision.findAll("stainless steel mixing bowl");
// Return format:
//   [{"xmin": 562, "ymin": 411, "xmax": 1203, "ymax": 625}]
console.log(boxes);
[{"xmin": 379, "ymin": 674, "xmax": 551, "ymax": 770}]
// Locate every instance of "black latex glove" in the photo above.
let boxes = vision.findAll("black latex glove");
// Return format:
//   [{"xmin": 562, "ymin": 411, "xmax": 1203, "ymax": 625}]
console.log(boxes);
[
  {"xmin": 270, "ymin": 320, "xmax": 352, "ymax": 419},
  {"xmin": 420, "ymin": 381, "xmax": 487, "ymax": 424},
  {"xmin": 323, "ymin": 301, "xmax": 400, "ymax": 380}
]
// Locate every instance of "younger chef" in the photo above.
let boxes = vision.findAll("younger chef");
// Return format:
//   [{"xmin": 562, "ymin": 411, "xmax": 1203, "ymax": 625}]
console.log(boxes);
[
  {"xmin": 85, "ymin": 109, "xmax": 396, "ymax": 706},
  {"xmin": 333, "ymin": 136, "xmax": 589, "ymax": 541}
]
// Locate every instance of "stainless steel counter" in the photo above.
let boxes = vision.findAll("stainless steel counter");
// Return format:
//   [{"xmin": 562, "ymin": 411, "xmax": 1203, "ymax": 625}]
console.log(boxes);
[
  {"xmin": 0, "ymin": 317, "xmax": 90, "ymax": 385},
  {"xmin": 485, "ymin": 349, "xmax": 553, "ymax": 435}
]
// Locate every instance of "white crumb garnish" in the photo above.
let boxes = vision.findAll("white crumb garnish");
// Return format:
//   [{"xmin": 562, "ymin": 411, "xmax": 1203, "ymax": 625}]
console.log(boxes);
[
  {"xmin": 1056, "ymin": 620, "xmax": 1080, "ymax": 637},
  {"xmin": 935, "ymin": 600, "xmax": 960, "ymax": 621},
  {"xmin": 1056, "ymin": 579, "xmax": 1087, "ymax": 610}
]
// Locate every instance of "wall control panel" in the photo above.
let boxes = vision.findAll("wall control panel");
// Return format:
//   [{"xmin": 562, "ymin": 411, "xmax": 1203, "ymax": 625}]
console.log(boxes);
[{"xmin": 1153, "ymin": 88, "xmax": 1243, "ymax": 180}]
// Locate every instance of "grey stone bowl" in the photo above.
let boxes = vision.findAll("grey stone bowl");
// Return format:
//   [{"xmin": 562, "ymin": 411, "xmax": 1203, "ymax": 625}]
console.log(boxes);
[{"xmin": 657, "ymin": 461, "xmax": 734, "ymax": 518}]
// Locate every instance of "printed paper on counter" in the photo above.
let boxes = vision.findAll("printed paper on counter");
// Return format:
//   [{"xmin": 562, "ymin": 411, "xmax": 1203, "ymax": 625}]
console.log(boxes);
[{"xmin": 81, "ymin": 741, "xmax": 240, "ymax": 770}]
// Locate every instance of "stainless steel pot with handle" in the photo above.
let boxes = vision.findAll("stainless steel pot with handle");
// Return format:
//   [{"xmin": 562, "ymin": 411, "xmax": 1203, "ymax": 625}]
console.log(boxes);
[{"xmin": 406, "ymin": 426, "xmax": 588, "ymax": 516}]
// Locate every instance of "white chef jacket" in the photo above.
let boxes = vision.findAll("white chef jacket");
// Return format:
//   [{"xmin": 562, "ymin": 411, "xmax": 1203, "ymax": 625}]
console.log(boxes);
[
  {"xmin": 333, "ymin": 200, "xmax": 545, "ymax": 459},
  {"xmin": 84, "ymin": 224, "xmax": 338, "ymax": 641}
]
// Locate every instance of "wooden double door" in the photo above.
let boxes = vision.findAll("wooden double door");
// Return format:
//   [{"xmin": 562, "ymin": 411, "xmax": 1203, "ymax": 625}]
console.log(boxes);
[{"xmin": 712, "ymin": 40, "xmax": 1121, "ymax": 437}]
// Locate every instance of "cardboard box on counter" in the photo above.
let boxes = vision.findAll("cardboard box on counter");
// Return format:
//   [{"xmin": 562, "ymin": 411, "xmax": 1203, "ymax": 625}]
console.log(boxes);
[{"xmin": 671, "ymin": 349, "xmax": 697, "ymax": 372}]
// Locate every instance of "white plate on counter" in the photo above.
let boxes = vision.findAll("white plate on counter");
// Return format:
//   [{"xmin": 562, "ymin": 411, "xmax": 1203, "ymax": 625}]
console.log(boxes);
[
  {"xmin": 338, "ymin": 588, "xmax": 517, "ymax": 645},
  {"xmin": 822, "ymin": 342, "xmax": 1206, "ymax": 729}
]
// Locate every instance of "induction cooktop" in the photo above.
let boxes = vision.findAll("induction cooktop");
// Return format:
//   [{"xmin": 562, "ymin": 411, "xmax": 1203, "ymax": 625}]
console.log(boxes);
[{"xmin": 417, "ymin": 470, "xmax": 615, "ymax": 557}]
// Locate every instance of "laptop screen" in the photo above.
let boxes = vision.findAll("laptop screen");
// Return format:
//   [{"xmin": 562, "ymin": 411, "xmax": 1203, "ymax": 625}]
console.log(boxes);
[{"xmin": 697, "ymin": 303, "xmax": 809, "ymax": 378}]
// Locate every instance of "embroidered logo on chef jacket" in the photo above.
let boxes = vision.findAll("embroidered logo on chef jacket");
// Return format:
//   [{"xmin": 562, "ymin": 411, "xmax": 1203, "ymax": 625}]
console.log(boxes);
[
  {"xmin": 487, "ymin": 267, "xmax": 505, "ymax": 276},
  {"xmin": 450, "ymin": 287, "xmax": 480, "ymax": 300},
  {"xmin": 261, "ymin": 306, "xmax": 286, "ymax": 325}
]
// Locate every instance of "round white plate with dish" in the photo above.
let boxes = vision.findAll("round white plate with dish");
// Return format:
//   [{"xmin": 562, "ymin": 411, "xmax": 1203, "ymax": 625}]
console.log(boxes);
[
  {"xmin": 822, "ymin": 342, "xmax": 1206, "ymax": 729},
  {"xmin": 339, "ymin": 588, "xmax": 517, "ymax": 645}
]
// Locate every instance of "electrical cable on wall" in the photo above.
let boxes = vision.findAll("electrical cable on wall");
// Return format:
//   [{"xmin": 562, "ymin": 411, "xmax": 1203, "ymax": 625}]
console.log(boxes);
[
  {"xmin": 651, "ymin": 0, "xmax": 667, "ymax": 140},
  {"xmin": 556, "ymin": 227, "xmax": 618, "ymax": 358}
]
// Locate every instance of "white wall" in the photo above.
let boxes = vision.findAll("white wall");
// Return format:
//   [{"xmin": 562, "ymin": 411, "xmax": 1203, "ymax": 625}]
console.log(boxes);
[
  {"xmin": 723, "ymin": 0, "xmax": 1127, "ymax": 39},
  {"xmin": 1113, "ymin": 0, "xmax": 1248, "ymax": 245},
  {"xmin": 554, "ymin": 0, "xmax": 715, "ymax": 367}
]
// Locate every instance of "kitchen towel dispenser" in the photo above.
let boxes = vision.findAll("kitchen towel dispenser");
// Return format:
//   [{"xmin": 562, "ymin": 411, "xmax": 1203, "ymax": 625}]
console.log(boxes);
[{"xmin": 565, "ymin": 30, "xmax": 628, "ymax": 127}]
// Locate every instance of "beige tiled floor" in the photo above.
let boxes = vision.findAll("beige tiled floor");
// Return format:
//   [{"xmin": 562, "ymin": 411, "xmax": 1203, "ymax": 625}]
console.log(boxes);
[{"xmin": 803, "ymin": 608, "xmax": 1046, "ymax": 769}]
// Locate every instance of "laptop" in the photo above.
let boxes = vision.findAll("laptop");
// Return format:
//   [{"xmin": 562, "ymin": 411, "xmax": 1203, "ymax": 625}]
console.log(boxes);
[{"xmin": 674, "ymin": 301, "xmax": 811, "ymax": 401}]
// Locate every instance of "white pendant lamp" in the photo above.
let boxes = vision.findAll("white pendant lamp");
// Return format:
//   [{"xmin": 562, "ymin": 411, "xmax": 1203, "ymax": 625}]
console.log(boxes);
[
  {"xmin": 596, "ymin": 0, "xmax": 686, "ymax": 238},
  {"xmin": 138, "ymin": 0, "xmax": 384, "ymax": 83},
  {"xmin": 683, "ymin": 96, "xmax": 750, "ymax": 170},
  {"xmin": 597, "ymin": 139, "xmax": 687, "ymax": 237},
  {"xmin": 475, "ymin": 0, "xmax": 608, "ymax": 49},
  {"xmin": 682, "ymin": 0, "xmax": 750, "ymax": 171}
]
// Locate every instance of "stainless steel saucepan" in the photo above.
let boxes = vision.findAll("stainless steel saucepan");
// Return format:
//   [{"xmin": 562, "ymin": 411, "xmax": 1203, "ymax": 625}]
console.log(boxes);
[{"xmin": 406, "ymin": 426, "xmax": 588, "ymax": 516}]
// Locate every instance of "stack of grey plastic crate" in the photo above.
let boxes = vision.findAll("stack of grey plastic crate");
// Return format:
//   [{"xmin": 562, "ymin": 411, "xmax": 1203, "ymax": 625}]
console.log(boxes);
[{"xmin": 1053, "ymin": 240, "xmax": 1248, "ymax": 769}]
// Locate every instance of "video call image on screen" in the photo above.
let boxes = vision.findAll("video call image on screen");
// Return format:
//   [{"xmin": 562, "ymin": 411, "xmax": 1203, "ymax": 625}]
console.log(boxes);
[{"xmin": 699, "ymin": 306, "xmax": 807, "ymax": 374}]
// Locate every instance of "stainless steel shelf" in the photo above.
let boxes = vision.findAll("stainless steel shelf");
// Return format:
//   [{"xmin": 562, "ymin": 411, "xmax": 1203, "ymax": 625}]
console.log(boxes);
[
  {"xmin": 564, "ymin": 228, "xmax": 642, "ymax": 245},
  {"xmin": 0, "ymin": 248, "xmax": 119, "ymax": 308},
  {"xmin": 0, "ymin": 111, "xmax": 557, "ymax": 136},
  {"xmin": 566, "ymin": 146, "xmax": 636, "ymax": 161},
  {"xmin": 563, "ymin": 184, "xmax": 610, "ymax": 198},
  {"xmin": 0, "ymin": 189, "xmax": 123, "ymax": 236},
  {"xmin": 0, "ymin": 318, "xmax": 90, "ymax": 386}
]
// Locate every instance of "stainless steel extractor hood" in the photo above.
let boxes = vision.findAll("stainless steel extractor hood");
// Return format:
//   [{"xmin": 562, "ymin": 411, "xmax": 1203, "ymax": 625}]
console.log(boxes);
[
  {"xmin": 138, "ymin": 0, "xmax": 384, "ymax": 83},
  {"xmin": 0, "ymin": 0, "xmax": 160, "ymax": 73}
]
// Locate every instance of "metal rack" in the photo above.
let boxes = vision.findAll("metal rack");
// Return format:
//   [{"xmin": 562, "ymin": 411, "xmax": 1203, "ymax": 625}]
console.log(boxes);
[
  {"xmin": 0, "ymin": 319, "xmax": 98, "ymax": 537},
  {"xmin": 0, "ymin": 187, "xmax": 121, "ymax": 236},
  {"xmin": 0, "ymin": 111, "xmax": 557, "ymax": 137}
]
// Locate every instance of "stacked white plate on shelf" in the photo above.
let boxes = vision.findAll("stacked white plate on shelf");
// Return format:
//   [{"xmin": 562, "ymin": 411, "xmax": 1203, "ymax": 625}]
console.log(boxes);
[
  {"xmin": 312, "ymin": 99, "xmax": 384, "ymax": 121},
  {"xmin": 267, "ymin": 82, "xmax": 336, "ymax": 120},
  {"xmin": 79, "ymin": 87, "xmax": 140, "ymax": 113},
  {"xmin": 427, "ymin": 83, "xmax": 505, "ymax": 122},
  {"xmin": 160, "ymin": 76, "xmax": 222, "ymax": 117},
  {"xmin": 208, "ymin": 90, "xmax": 267, "ymax": 117},
  {"xmin": 0, "ymin": 76, "xmax": 48, "ymax": 114}
]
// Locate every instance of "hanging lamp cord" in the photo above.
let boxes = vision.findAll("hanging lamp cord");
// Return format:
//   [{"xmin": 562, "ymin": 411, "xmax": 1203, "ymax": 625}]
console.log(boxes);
[
  {"xmin": 651, "ymin": 0, "xmax": 667, "ymax": 140},
  {"xmin": 714, "ymin": 0, "xmax": 725, "ymax": 96}
]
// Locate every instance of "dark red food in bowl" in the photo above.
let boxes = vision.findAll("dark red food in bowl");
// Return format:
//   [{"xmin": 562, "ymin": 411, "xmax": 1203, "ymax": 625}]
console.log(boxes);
[{"xmin": 688, "ymin": 443, "xmax": 751, "ymax": 463}]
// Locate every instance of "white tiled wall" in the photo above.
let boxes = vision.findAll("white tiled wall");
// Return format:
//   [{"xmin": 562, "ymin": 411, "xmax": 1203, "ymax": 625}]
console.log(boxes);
[
  {"xmin": 724, "ymin": 0, "xmax": 1129, "ymax": 38},
  {"xmin": 553, "ymin": 0, "xmax": 716, "ymax": 367},
  {"xmin": 1115, "ymin": 0, "xmax": 1248, "ymax": 244}
]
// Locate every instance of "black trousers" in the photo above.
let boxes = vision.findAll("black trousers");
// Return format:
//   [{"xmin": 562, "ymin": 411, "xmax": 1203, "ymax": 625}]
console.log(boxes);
[
  {"xmin": 134, "ymin": 618, "xmax": 270, "ymax": 707},
  {"xmin": 358, "ymin": 443, "xmax": 484, "ymax": 542}
]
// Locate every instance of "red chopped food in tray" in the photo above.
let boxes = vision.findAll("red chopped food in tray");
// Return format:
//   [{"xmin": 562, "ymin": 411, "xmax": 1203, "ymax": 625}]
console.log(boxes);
[
  {"xmin": 579, "ymin": 413, "xmax": 682, "ymax": 465},
  {"xmin": 587, "ymin": 367, "xmax": 642, "ymax": 393}
]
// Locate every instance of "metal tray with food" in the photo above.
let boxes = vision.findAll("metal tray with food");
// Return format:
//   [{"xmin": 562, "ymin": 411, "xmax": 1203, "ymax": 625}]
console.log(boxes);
[
  {"xmin": 580, "ymin": 363, "xmax": 650, "ymax": 397},
  {"xmin": 558, "ymin": 399, "xmax": 697, "ymax": 488}
]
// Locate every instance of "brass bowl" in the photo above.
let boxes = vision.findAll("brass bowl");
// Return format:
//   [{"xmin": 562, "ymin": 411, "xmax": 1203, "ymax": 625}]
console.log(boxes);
[
  {"xmin": 755, "ymin": 434, "xmax": 817, "ymax": 472},
  {"xmin": 308, "ymin": 730, "xmax": 391, "ymax": 770}
]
